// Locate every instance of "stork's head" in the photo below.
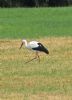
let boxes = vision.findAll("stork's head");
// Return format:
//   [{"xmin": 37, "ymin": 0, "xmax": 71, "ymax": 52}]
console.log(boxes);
[{"xmin": 19, "ymin": 39, "xmax": 26, "ymax": 49}]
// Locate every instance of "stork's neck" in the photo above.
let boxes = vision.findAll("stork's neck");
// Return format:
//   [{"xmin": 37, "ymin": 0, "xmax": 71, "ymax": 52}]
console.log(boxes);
[{"xmin": 24, "ymin": 40, "xmax": 27, "ymax": 47}]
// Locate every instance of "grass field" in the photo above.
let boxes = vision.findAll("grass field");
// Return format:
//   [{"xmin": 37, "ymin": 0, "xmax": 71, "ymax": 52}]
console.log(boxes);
[
  {"xmin": 0, "ymin": 7, "xmax": 72, "ymax": 100},
  {"xmin": 0, "ymin": 7, "xmax": 72, "ymax": 39}
]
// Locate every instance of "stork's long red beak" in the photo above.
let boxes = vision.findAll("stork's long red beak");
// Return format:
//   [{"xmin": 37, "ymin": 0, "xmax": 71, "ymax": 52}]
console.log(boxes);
[{"xmin": 19, "ymin": 42, "xmax": 23, "ymax": 49}]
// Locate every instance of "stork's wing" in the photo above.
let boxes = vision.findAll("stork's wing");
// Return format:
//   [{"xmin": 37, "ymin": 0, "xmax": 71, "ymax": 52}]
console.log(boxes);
[{"xmin": 33, "ymin": 43, "xmax": 49, "ymax": 54}]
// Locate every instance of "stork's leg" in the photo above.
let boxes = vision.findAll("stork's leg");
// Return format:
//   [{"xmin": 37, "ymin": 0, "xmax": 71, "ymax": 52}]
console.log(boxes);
[
  {"xmin": 36, "ymin": 51, "xmax": 40, "ymax": 62},
  {"xmin": 25, "ymin": 51, "xmax": 40, "ymax": 64},
  {"xmin": 25, "ymin": 57, "xmax": 36, "ymax": 63}
]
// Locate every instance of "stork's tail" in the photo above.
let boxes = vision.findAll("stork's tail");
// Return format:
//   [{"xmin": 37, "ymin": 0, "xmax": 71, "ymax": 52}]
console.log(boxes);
[{"xmin": 43, "ymin": 47, "xmax": 49, "ymax": 54}]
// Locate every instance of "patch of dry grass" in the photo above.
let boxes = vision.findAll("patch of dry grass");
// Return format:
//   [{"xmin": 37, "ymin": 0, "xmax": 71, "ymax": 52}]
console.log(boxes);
[
  {"xmin": 0, "ymin": 93, "xmax": 72, "ymax": 100},
  {"xmin": 0, "ymin": 37, "xmax": 72, "ymax": 100}
]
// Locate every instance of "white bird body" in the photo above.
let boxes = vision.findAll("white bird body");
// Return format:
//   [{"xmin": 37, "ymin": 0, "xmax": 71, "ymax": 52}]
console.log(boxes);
[{"xmin": 26, "ymin": 41, "xmax": 39, "ymax": 49}]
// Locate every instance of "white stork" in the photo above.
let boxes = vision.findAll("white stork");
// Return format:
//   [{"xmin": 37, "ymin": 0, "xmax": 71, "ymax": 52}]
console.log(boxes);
[{"xmin": 19, "ymin": 39, "xmax": 49, "ymax": 63}]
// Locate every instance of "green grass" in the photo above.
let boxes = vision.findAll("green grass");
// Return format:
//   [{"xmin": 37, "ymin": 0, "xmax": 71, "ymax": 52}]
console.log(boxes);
[{"xmin": 0, "ymin": 7, "xmax": 72, "ymax": 39}]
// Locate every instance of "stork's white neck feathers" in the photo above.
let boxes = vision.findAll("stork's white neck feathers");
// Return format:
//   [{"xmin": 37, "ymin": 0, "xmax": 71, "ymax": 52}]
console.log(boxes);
[{"xmin": 22, "ymin": 39, "xmax": 27, "ymax": 47}]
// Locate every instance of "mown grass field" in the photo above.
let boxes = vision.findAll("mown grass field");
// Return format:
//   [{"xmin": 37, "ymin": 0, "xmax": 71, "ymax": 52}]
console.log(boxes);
[
  {"xmin": 0, "ymin": 7, "xmax": 72, "ymax": 100},
  {"xmin": 0, "ymin": 37, "xmax": 72, "ymax": 100}
]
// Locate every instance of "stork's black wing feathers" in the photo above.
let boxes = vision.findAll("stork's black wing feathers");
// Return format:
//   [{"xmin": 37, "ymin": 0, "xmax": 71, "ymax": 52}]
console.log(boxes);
[{"xmin": 32, "ymin": 43, "xmax": 49, "ymax": 54}]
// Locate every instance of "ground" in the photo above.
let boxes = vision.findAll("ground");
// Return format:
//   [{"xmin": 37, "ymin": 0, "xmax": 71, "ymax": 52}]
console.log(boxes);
[{"xmin": 0, "ymin": 37, "xmax": 72, "ymax": 100}]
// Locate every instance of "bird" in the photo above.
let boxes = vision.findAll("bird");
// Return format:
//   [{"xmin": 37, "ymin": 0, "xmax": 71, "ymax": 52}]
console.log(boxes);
[{"xmin": 19, "ymin": 39, "xmax": 49, "ymax": 63}]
